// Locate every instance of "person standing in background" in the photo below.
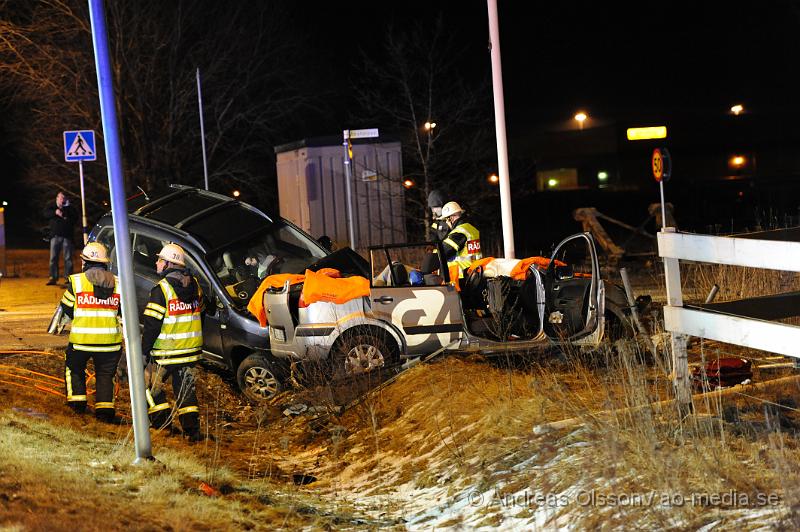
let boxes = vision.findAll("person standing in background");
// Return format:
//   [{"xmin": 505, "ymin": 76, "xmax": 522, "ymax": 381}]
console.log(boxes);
[
  {"xmin": 427, "ymin": 189, "xmax": 449, "ymax": 242},
  {"xmin": 43, "ymin": 191, "xmax": 77, "ymax": 285}
]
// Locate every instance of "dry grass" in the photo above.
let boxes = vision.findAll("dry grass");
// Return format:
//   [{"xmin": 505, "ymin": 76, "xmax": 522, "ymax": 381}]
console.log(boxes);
[
  {"xmin": 4, "ymin": 250, "xmax": 800, "ymax": 528},
  {"xmin": 274, "ymin": 331, "xmax": 800, "ymax": 528},
  {"xmin": 683, "ymin": 262, "xmax": 800, "ymax": 305},
  {"xmin": 0, "ymin": 407, "xmax": 386, "ymax": 531}
]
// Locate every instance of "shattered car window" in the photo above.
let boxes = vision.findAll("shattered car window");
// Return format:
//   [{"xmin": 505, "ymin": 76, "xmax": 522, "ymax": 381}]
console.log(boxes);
[{"xmin": 209, "ymin": 221, "xmax": 327, "ymax": 307}]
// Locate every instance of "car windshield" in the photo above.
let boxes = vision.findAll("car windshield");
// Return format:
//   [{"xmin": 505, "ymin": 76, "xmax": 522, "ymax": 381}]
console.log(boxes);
[{"xmin": 209, "ymin": 221, "xmax": 328, "ymax": 308}]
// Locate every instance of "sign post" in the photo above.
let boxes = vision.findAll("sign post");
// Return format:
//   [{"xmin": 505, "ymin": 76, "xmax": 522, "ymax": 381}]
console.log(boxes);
[
  {"xmin": 651, "ymin": 147, "xmax": 672, "ymax": 229},
  {"xmin": 652, "ymin": 147, "xmax": 689, "ymax": 413},
  {"xmin": 64, "ymin": 130, "xmax": 97, "ymax": 244},
  {"xmin": 342, "ymin": 128, "xmax": 379, "ymax": 250}
]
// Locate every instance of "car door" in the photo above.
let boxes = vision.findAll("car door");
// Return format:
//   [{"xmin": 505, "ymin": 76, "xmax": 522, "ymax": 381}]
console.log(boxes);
[
  {"xmin": 130, "ymin": 232, "xmax": 161, "ymax": 311},
  {"xmin": 369, "ymin": 244, "xmax": 464, "ymax": 356},
  {"xmin": 96, "ymin": 226, "xmax": 224, "ymax": 357},
  {"xmin": 181, "ymin": 253, "xmax": 225, "ymax": 359},
  {"xmin": 544, "ymin": 233, "xmax": 601, "ymax": 340}
]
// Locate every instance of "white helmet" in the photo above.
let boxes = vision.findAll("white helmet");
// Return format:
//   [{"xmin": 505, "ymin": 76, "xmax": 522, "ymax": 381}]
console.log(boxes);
[
  {"xmin": 438, "ymin": 201, "xmax": 465, "ymax": 219},
  {"xmin": 80, "ymin": 242, "xmax": 110, "ymax": 264},
  {"xmin": 157, "ymin": 243, "xmax": 186, "ymax": 266}
]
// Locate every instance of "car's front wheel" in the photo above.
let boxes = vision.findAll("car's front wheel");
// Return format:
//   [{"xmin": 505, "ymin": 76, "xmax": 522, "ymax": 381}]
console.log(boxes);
[
  {"xmin": 236, "ymin": 353, "xmax": 286, "ymax": 402},
  {"xmin": 331, "ymin": 329, "xmax": 398, "ymax": 379}
]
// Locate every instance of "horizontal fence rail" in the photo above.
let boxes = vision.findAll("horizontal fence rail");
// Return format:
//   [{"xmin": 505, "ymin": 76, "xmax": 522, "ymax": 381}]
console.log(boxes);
[{"xmin": 657, "ymin": 227, "xmax": 800, "ymax": 408}]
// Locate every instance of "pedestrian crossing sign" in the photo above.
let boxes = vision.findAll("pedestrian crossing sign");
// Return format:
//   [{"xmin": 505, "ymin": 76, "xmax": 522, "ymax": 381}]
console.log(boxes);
[{"xmin": 63, "ymin": 130, "xmax": 97, "ymax": 162}]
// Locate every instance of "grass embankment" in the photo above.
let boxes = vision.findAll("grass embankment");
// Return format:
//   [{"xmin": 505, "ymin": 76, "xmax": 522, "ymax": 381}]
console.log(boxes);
[
  {"xmin": 0, "ymin": 406, "xmax": 384, "ymax": 531},
  {"xmin": 3, "ymin": 257, "xmax": 800, "ymax": 529},
  {"xmin": 275, "ymin": 336, "xmax": 800, "ymax": 529}
]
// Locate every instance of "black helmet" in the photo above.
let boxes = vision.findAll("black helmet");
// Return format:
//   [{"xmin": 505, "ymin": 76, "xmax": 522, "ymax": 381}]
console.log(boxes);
[{"xmin": 427, "ymin": 189, "xmax": 445, "ymax": 209}]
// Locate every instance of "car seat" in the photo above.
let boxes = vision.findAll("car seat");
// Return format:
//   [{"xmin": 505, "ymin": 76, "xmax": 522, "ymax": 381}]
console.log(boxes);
[{"xmin": 390, "ymin": 261, "xmax": 409, "ymax": 286}]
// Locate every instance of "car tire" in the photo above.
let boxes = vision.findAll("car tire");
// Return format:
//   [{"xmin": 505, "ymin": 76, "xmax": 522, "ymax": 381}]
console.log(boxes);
[
  {"xmin": 236, "ymin": 353, "xmax": 286, "ymax": 402},
  {"xmin": 330, "ymin": 329, "xmax": 398, "ymax": 380}
]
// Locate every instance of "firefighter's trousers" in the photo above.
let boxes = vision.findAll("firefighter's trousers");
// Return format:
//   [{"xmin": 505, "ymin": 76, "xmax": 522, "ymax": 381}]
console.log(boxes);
[
  {"xmin": 145, "ymin": 361, "xmax": 200, "ymax": 434},
  {"xmin": 65, "ymin": 344, "xmax": 121, "ymax": 416}
]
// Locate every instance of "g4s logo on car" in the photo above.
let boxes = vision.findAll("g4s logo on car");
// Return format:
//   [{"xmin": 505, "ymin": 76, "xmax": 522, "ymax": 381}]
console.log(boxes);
[{"xmin": 390, "ymin": 289, "xmax": 461, "ymax": 347}]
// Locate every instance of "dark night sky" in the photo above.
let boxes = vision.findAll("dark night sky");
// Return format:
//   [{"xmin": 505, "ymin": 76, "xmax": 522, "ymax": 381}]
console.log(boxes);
[
  {"xmin": 292, "ymin": 1, "xmax": 800, "ymax": 131},
  {"xmin": 3, "ymin": 1, "xmax": 800, "ymax": 244}
]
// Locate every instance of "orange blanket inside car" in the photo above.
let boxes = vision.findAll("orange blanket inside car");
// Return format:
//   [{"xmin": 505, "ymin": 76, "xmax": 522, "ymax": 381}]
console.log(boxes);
[
  {"xmin": 466, "ymin": 256, "xmax": 566, "ymax": 280},
  {"xmin": 300, "ymin": 269, "xmax": 370, "ymax": 306},
  {"xmin": 247, "ymin": 268, "xmax": 364, "ymax": 327}
]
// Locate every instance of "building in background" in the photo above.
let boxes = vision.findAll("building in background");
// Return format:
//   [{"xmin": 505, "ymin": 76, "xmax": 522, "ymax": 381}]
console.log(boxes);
[
  {"xmin": 516, "ymin": 109, "xmax": 800, "ymax": 236},
  {"xmin": 275, "ymin": 137, "xmax": 406, "ymax": 251}
]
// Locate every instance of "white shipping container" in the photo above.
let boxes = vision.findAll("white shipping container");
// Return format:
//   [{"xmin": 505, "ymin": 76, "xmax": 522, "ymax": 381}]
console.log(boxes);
[{"xmin": 275, "ymin": 137, "xmax": 406, "ymax": 251}]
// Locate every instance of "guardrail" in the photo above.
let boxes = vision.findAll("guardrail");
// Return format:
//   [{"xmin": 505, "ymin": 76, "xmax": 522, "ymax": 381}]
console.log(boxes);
[{"xmin": 657, "ymin": 227, "xmax": 800, "ymax": 409}]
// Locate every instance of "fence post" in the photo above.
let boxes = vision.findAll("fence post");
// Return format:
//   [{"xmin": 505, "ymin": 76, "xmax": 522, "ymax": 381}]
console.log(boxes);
[{"xmin": 660, "ymin": 227, "xmax": 692, "ymax": 414}]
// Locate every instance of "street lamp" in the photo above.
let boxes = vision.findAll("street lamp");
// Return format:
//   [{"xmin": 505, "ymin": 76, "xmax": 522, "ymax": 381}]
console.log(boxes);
[
  {"xmin": 730, "ymin": 104, "xmax": 744, "ymax": 116},
  {"xmin": 232, "ymin": 190, "xmax": 240, "ymax": 198},
  {"xmin": 403, "ymin": 179, "xmax": 414, "ymax": 189},
  {"xmin": 729, "ymin": 155, "xmax": 746, "ymax": 168},
  {"xmin": 424, "ymin": 121, "xmax": 437, "ymax": 131},
  {"xmin": 574, "ymin": 112, "xmax": 587, "ymax": 130},
  {"xmin": 488, "ymin": 173, "xmax": 499, "ymax": 185}
]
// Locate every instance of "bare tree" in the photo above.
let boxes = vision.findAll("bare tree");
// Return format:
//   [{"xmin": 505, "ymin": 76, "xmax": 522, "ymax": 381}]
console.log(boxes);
[
  {"xmin": 352, "ymin": 16, "xmax": 496, "ymax": 243},
  {"xmin": 0, "ymin": 0, "xmax": 310, "ymax": 223}
]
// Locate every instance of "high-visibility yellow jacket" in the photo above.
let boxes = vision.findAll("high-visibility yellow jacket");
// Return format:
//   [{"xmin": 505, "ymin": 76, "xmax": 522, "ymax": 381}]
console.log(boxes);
[
  {"xmin": 147, "ymin": 277, "xmax": 203, "ymax": 365},
  {"xmin": 62, "ymin": 273, "xmax": 122, "ymax": 352},
  {"xmin": 442, "ymin": 221, "xmax": 482, "ymax": 275}
]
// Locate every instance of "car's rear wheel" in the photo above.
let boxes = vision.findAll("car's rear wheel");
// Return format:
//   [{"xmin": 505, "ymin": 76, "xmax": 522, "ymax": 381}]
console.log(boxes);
[
  {"xmin": 331, "ymin": 330, "xmax": 398, "ymax": 379},
  {"xmin": 236, "ymin": 353, "xmax": 286, "ymax": 402}
]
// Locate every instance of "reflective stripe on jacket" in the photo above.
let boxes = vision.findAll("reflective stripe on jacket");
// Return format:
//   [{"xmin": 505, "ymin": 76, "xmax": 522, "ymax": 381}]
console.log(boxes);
[
  {"xmin": 442, "ymin": 222, "xmax": 482, "ymax": 275},
  {"xmin": 151, "ymin": 277, "xmax": 203, "ymax": 364},
  {"xmin": 67, "ymin": 273, "xmax": 122, "ymax": 350}
]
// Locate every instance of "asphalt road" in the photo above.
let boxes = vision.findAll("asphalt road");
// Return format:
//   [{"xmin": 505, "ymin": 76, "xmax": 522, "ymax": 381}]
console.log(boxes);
[{"xmin": 0, "ymin": 277, "xmax": 70, "ymax": 351}]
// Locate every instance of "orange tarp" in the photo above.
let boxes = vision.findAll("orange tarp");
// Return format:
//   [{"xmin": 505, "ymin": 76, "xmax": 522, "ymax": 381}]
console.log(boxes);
[
  {"xmin": 248, "ymin": 274, "xmax": 305, "ymax": 327},
  {"xmin": 466, "ymin": 257, "xmax": 495, "ymax": 274},
  {"xmin": 509, "ymin": 257, "xmax": 566, "ymax": 280},
  {"xmin": 301, "ymin": 269, "xmax": 370, "ymax": 306},
  {"xmin": 448, "ymin": 264, "xmax": 461, "ymax": 291},
  {"xmin": 247, "ymin": 268, "xmax": 347, "ymax": 327},
  {"xmin": 467, "ymin": 256, "xmax": 567, "ymax": 280}
]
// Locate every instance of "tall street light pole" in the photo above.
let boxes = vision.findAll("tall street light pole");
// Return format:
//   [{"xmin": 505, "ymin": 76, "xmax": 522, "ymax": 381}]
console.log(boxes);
[
  {"xmin": 88, "ymin": 0, "xmax": 152, "ymax": 463},
  {"xmin": 487, "ymin": 0, "xmax": 515, "ymax": 258},
  {"xmin": 423, "ymin": 121, "xmax": 436, "ymax": 239}
]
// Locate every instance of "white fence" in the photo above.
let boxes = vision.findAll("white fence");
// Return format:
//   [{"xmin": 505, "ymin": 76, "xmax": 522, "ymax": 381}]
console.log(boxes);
[{"xmin": 657, "ymin": 227, "xmax": 800, "ymax": 405}]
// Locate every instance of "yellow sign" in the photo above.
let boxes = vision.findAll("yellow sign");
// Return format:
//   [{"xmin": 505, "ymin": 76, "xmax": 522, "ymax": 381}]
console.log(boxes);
[
  {"xmin": 652, "ymin": 150, "xmax": 664, "ymax": 181},
  {"xmin": 652, "ymin": 148, "xmax": 671, "ymax": 182},
  {"xmin": 627, "ymin": 126, "xmax": 667, "ymax": 141}
]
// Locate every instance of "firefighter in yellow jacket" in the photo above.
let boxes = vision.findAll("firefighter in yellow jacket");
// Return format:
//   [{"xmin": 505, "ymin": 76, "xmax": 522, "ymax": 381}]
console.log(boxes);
[
  {"xmin": 421, "ymin": 201, "xmax": 482, "ymax": 278},
  {"xmin": 58, "ymin": 242, "xmax": 122, "ymax": 423},
  {"xmin": 141, "ymin": 243, "xmax": 205, "ymax": 442}
]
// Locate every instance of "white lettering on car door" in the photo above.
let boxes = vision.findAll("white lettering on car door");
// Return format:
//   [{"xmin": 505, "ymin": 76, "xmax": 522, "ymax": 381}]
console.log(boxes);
[{"xmin": 391, "ymin": 289, "xmax": 455, "ymax": 347}]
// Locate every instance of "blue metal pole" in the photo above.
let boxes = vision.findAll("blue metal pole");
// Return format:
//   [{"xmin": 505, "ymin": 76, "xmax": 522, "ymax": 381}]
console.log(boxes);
[{"xmin": 88, "ymin": 0, "xmax": 152, "ymax": 462}]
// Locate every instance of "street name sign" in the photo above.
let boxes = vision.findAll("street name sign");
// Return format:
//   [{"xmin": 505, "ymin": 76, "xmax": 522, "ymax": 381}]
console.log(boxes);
[{"xmin": 344, "ymin": 128, "xmax": 379, "ymax": 140}]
